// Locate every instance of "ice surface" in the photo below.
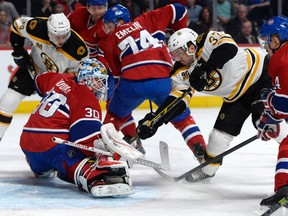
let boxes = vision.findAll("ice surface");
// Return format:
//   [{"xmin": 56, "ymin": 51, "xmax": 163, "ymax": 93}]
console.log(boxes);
[{"xmin": 0, "ymin": 108, "xmax": 286, "ymax": 216}]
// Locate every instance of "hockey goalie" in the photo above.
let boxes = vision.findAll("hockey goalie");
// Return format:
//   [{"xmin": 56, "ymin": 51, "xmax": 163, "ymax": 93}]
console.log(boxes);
[{"xmin": 19, "ymin": 58, "xmax": 143, "ymax": 197}]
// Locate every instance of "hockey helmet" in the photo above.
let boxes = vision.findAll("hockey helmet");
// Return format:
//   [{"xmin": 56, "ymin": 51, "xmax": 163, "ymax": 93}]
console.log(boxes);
[
  {"xmin": 259, "ymin": 16, "xmax": 288, "ymax": 47},
  {"xmin": 168, "ymin": 28, "xmax": 198, "ymax": 53},
  {"xmin": 103, "ymin": 4, "xmax": 130, "ymax": 27},
  {"xmin": 47, "ymin": 13, "xmax": 71, "ymax": 47},
  {"xmin": 87, "ymin": 0, "xmax": 108, "ymax": 6},
  {"xmin": 77, "ymin": 58, "xmax": 108, "ymax": 100}
]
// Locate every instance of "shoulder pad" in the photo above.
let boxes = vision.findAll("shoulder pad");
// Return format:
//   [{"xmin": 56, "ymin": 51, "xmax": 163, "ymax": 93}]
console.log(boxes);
[
  {"xmin": 196, "ymin": 32, "xmax": 208, "ymax": 52},
  {"xmin": 26, "ymin": 17, "xmax": 49, "ymax": 41},
  {"xmin": 61, "ymin": 30, "xmax": 88, "ymax": 61}
]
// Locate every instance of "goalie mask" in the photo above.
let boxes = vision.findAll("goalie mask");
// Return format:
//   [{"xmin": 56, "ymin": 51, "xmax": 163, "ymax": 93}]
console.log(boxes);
[
  {"xmin": 47, "ymin": 13, "xmax": 71, "ymax": 47},
  {"xmin": 77, "ymin": 58, "xmax": 108, "ymax": 100}
]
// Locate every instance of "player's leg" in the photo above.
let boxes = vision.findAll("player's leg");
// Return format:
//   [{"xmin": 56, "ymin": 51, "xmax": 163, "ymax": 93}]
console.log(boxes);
[
  {"xmin": 0, "ymin": 67, "xmax": 34, "ymax": 142},
  {"xmin": 260, "ymin": 136, "xmax": 288, "ymax": 207},
  {"xmin": 170, "ymin": 109, "xmax": 206, "ymax": 163},
  {"xmin": 202, "ymin": 100, "xmax": 250, "ymax": 177}
]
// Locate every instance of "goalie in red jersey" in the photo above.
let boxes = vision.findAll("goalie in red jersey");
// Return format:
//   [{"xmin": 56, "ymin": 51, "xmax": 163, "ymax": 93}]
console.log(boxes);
[{"xmin": 20, "ymin": 59, "xmax": 133, "ymax": 197}]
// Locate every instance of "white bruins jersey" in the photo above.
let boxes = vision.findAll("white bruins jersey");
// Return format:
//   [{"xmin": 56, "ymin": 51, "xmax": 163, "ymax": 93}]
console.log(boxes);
[
  {"xmin": 171, "ymin": 31, "xmax": 267, "ymax": 103},
  {"xmin": 11, "ymin": 17, "xmax": 88, "ymax": 74}
]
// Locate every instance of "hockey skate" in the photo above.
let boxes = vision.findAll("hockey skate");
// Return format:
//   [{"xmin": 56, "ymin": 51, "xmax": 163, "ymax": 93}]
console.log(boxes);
[
  {"xmin": 191, "ymin": 142, "xmax": 205, "ymax": 163},
  {"xmin": 261, "ymin": 185, "xmax": 288, "ymax": 208},
  {"xmin": 184, "ymin": 169, "xmax": 214, "ymax": 183},
  {"xmin": 123, "ymin": 135, "xmax": 146, "ymax": 155},
  {"xmin": 75, "ymin": 155, "xmax": 132, "ymax": 197}
]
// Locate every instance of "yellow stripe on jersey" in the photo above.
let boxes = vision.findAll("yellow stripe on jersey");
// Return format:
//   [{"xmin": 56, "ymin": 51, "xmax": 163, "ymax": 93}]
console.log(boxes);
[
  {"xmin": 27, "ymin": 33, "xmax": 51, "ymax": 45},
  {"xmin": 224, "ymin": 48, "xmax": 260, "ymax": 102},
  {"xmin": 216, "ymin": 36, "xmax": 236, "ymax": 46}
]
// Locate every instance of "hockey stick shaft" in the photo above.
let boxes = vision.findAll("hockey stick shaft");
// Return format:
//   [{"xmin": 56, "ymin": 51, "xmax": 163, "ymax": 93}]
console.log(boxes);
[
  {"xmin": 261, "ymin": 196, "xmax": 288, "ymax": 216},
  {"xmin": 154, "ymin": 135, "xmax": 258, "ymax": 182},
  {"xmin": 148, "ymin": 87, "xmax": 191, "ymax": 127},
  {"xmin": 52, "ymin": 137, "xmax": 169, "ymax": 170}
]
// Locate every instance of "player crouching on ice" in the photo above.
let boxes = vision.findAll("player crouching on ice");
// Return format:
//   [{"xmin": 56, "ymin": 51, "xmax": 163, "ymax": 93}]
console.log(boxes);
[{"xmin": 19, "ymin": 59, "xmax": 141, "ymax": 197}]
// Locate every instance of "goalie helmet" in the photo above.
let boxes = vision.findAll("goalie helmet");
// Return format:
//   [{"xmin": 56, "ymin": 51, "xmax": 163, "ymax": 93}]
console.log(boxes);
[
  {"xmin": 259, "ymin": 16, "xmax": 288, "ymax": 47},
  {"xmin": 103, "ymin": 4, "xmax": 130, "ymax": 27},
  {"xmin": 47, "ymin": 13, "xmax": 71, "ymax": 47},
  {"xmin": 168, "ymin": 28, "xmax": 198, "ymax": 53},
  {"xmin": 77, "ymin": 58, "xmax": 108, "ymax": 100},
  {"xmin": 87, "ymin": 0, "xmax": 108, "ymax": 6}
]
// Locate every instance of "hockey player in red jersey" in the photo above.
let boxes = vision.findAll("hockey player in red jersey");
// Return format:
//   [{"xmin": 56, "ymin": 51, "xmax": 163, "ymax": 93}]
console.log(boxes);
[
  {"xmin": 20, "ymin": 59, "xmax": 132, "ymax": 197},
  {"xmin": 67, "ymin": 0, "xmax": 141, "ymax": 152},
  {"xmin": 256, "ymin": 16, "xmax": 288, "ymax": 208},
  {"xmin": 102, "ymin": 4, "xmax": 206, "ymax": 163}
]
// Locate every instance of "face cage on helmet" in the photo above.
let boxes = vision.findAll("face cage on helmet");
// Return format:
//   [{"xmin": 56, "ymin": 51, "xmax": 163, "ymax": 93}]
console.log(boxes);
[{"xmin": 86, "ymin": 76, "xmax": 108, "ymax": 99}]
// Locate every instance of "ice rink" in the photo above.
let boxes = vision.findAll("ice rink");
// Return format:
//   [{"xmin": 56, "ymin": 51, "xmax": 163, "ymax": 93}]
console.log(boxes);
[{"xmin": 0, "ymin": 108, "xmax": 285, "ymax": 216}]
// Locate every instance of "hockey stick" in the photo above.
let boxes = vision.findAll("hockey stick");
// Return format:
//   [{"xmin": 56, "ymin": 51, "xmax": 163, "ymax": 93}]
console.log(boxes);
[
  {"xmin": 154, "ymin": 135, "xmax": 258, "ymax": 182},
  {"xmin": 52, "ymin": 137, "xmax": 170, "ymax": 170},
  {"xmin": 260, "ymin": 196, "xmax": 288, "ymax": 216},
  {"xmin": 147, "ymin": 87, "xmax": 191, "ymax": 127}
]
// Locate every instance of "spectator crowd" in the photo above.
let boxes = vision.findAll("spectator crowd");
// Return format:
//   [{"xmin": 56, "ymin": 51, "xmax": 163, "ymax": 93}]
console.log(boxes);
[{"xmin": 0, "ymin": 0, "xmax": 287, "ymax": 48}]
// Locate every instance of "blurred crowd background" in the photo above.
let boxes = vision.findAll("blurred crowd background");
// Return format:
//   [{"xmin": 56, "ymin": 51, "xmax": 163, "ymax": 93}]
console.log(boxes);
[{"xmin": 0, "ymin": 0, "xmax": 287, "ymax": 48}]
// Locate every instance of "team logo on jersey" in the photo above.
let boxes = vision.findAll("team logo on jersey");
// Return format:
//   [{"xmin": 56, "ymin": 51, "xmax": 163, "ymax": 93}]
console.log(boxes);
[
  {"xmin": 29, "ymin": 20, "xmax": 37, "ymax": 30},
  {"xmin": 41, "ymin": 53, "xmax": 59, "ymax": 72},
  {"xmin": 205, "ymin": 70, "xmax": 222, "ymax": 92},
  {"xmin": 77, "ymin": 46, "xmax": 86, "ymax": 56},
  {"xmin": 67, "ymin": 149, "xmax": 75, "ymax": 158}
]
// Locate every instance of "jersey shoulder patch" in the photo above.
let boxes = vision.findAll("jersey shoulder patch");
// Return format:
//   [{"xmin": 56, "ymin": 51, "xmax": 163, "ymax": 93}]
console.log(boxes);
[
  {"xmin": 26, "ymin": 17, "xmax": 49, "ymax": 41},
  {"xmin": 61, "ymin": 30, "xmax": 88, "ymax": 61}
]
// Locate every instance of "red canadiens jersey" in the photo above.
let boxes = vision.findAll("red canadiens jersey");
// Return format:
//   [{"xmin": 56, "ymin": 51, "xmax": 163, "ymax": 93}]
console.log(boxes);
[
  {"xmin": 68, "ymin": 7, "xmax": 109, "ymax": 61},
  {"xmin": 103, "ymin": 3, "xmax": 187, "ymax": 80},
  {"xmin": 268, "ymin": 43, "xmax": 288, "ymax": 119},
  {"xmin": 20, "ymin": 73, "xmax": 102, "ymax": 154}
]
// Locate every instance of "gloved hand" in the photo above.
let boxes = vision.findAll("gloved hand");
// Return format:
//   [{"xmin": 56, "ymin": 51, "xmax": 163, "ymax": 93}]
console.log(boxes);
[
  {"xmin": 260, "ymin": 88, "xmax": 275, "ymax": 109},
  {"xmin": 137, "ymin": 112, "xmax": 163, "ymax": 140},
  {"xmin": 11, "ymin": 48, "xmax": 31, "ymax": 69},
  {"xmin": 189, "ymin": 62, "xmax": 214, "ymax": 91},
  {"xmin": 257, "ymin": 110, "xmax": 282, "ymax": 141}
]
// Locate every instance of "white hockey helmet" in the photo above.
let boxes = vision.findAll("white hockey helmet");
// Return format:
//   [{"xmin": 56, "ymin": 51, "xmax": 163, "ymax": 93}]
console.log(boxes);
[
  {"xmin": 168, "ymin": 28, "xmax": 198, "ymax": 53},
  {"xmin": 47, "ymin": 13, "xmax": 71, "ymax": 47}
]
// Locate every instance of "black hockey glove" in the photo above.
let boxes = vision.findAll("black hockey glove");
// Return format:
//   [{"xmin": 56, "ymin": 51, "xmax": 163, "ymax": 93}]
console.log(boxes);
[
  {"xmin": 11, "ymin": 48, "xmax": 31, "ymax": 69},
  {"xmin": 137, "ymin": 112, "xmax": 163, "ymax": 140},
  {"xmin": 189, "ymin": 62, "xmax": 214, "ymax": 91}
]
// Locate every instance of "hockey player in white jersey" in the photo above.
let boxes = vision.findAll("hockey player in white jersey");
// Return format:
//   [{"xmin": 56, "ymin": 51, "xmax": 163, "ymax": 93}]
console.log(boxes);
[
  {"xmin": 138, "ymin": 28, "xmax": 288, "ymax": 182},
  {"xmin": 0, "ymin": 13, "xmax": 88, "ymax": 142}
]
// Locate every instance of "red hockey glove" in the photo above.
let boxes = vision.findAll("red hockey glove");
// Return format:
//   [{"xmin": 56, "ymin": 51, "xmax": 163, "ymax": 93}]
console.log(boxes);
[{"xmin": 257, "ymin": 110, "xmax": 282, "ymax": 141}]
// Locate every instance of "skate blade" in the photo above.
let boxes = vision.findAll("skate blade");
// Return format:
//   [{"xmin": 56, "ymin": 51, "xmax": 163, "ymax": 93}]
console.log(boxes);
[{"xmin": 90, "ymin": 183, "xmax": 133, "ymax": 197}]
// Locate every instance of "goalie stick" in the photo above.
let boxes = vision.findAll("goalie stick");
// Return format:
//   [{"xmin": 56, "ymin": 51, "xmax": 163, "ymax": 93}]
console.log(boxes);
[
  {"xmin": 52, "ymin": 137, "xmax": 170, "ymax": 171},
  {"xmin": 260, "ymin": 197, "xmax": 288, "ymax": 216},
  {"xmin": 154, "ymin": 135, "xmax": 258, "ymax": 182}
]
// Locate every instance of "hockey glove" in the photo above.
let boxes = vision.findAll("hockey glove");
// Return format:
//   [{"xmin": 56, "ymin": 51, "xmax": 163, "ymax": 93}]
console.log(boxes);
[
  {"xmin": 260, "ymin": 88, "xmax": 275, "ymax": 109},
  {"xmin": 137, "ymin": 112, "xmax": 163, "ymax": 140},
  {"xmin": 12, "ymin": 48, "xmax": 31, "ymax": 69},
  {"xmin": 257, "ymin": 110, "xmax": 282, "ymax": 141},
  {"xmin": 189, "ymin": 62, "xmax": 214, "ymax": 91}
]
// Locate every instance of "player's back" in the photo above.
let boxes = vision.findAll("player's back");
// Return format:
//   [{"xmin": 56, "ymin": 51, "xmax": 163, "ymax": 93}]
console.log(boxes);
[{"xmin": 20, "ymin": 73, "xmax": 101, "ymax": 152}]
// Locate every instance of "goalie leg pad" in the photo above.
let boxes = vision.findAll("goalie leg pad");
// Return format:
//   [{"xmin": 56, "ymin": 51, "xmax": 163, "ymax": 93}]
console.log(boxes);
[
  {"xmin": 202, "ymin": 129, "xmax": 234, "ymax": 176},
  {"xmin": 74, "ymin": 156, "xmax": 132, "ymax": 197}
]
